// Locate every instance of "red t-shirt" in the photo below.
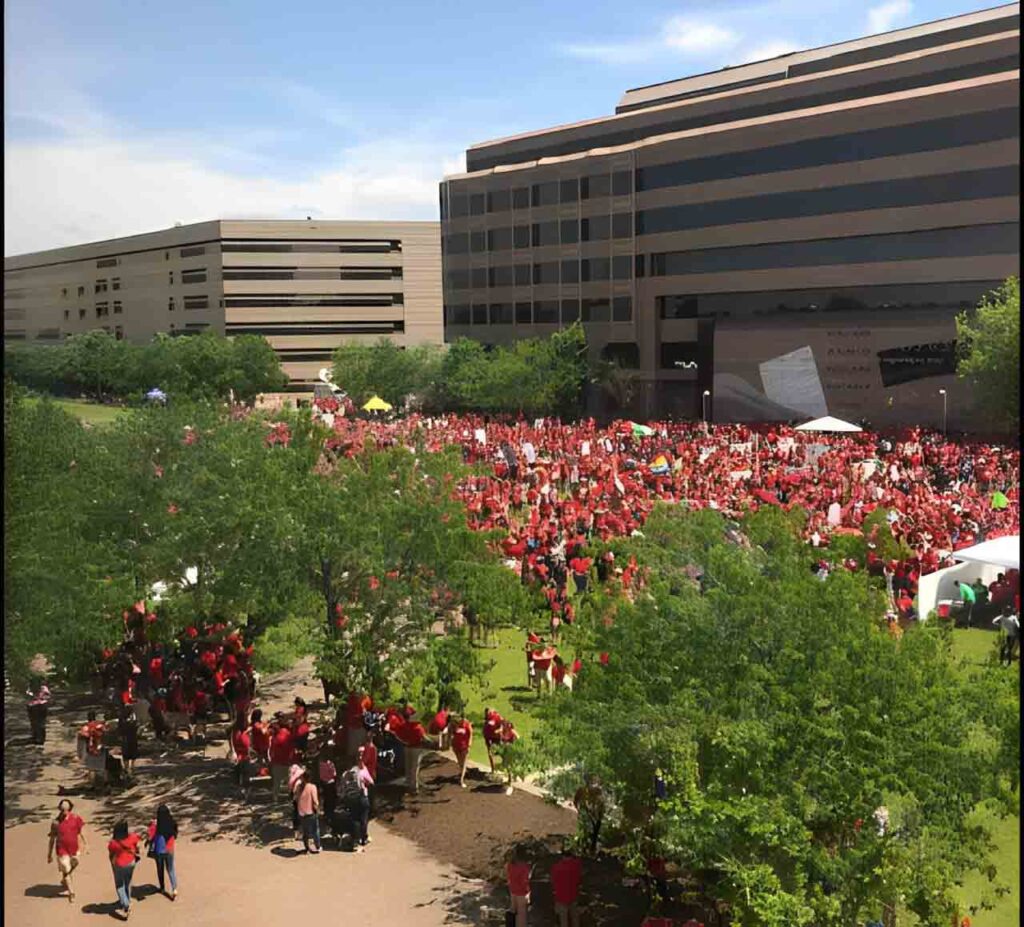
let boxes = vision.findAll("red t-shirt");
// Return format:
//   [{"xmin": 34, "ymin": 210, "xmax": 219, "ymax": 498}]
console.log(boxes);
[
  {"xmin": 452, "ymin": 720, "xmax": 472, "ymax": 754},
  {"xmin": 483, "ymin": 713, "xmax": 503, "ymax": 745},
  {"xmin": 269, "ymin": 727, "xmax": 294, "ymax": 766},
  {"xmin": 506, "ymin": 862, "xmax": 531, "ymax": 897},
  {"xmin": 148, "ymin": 657, "xmax": 164, "ymax": 686},
  {"xmin": 53, "ymin": 813, "xmax": 84, "ymax": 856},
  {"xmin": 398, "ymin": 721, "xmax": 426, "ymax": 747},
  {"xmin": 199, "ymin": 650, "xmax": 217, "ymax": 672},
  {"xmin": 345, "ymin": 693, "xmax": 365, "ymax": 728},
  {"xmin": 550, "ymin": 855, "xmax": 582, "ymax": 904},
  {"xmin": 231, "ymin": 728, "xmax": 251, "ymax": 761},
  {"xmin": 251, "ymin": 722, "xmax": 271, "ymax": 756},
  {"xmin": 428, "ymin": 710, "xmax": 450, "ymax": 735},
  {"xmin": 361, "ymin": 742, "xmax": 378, "ymax": 781},
  {"xmin": 107, "ymin": 833, "xmax": 141, "ymax": 868}
]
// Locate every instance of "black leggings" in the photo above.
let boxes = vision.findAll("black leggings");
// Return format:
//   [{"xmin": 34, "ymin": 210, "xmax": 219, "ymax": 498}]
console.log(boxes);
[{"xmin": 27, "ymin": 704, "xmax": 48, "ymax": 744}]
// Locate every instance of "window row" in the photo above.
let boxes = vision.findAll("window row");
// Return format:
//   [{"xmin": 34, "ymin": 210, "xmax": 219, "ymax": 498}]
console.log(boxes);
[
  {"xmin": 468, "ymin": 59, "xmax": 1017, "ymax": 171},
  {"xmin": 446, "ymin": 213, "xmax": 632, "ymax": 253},
  {"xmin": 636, "ymin": 165, "xmax": 1018, "ymax": 235},
  {"xmin": 636, "ymin": 107, "xmax": 1016, "ymax": 193},
  {"xmin": 445, "ymin": 172, "xmax": 633, "ymax": 217},
  {"xmin": 221, "ymin": 240, "xmax": 401, "ymax": 254},
  {"xmin": 649, "ymin": 222, "xmax": 1019, "ymax": 277},
  {"xmin": 447, "ymin": 256, "xmax": 635, "ymax": 290},
  {"xmin": 224, "ymin": 321, "xmax": 405, "ymax": 336},
  {"xmin": 222, "ymin": 266, "xmax": 403, "ymax": 281},
  {"xmin": 446, "ymin": 296, "xmax": 632, "ymax": 325},
  {"xmin": 222, "ymin": 293, "xmax": 403, "ymax": 307}
]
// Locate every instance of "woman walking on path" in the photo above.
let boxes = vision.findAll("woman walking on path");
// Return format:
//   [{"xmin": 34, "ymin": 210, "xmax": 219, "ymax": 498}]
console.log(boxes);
[
  {"xmin": 26, "ymin": 679, "xmax": 52, "ymax": 745},
  {"xmin": 294, "ymin": 770, "xmax": 322, "ymax": 854},
  {"xmin": 118, "ymin": 707, "xmax": 139, "ymax": 778},
  {"xmin": 47, "ymin": 799, "xmax": 87, "ymax": 904},
  {"xmin": 107, "ymin": 820, "xmax": 141, "ymax": 920},
  {"xmin": 145, "ymin": 804, "xmax": 178, "ymax": 900},
  {"xmin": 450, "ymin": 716, "xmax": 473, "ymax": 788}
]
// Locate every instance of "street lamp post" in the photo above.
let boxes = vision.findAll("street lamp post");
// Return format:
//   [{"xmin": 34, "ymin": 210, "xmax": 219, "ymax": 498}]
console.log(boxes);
[
  {"xmin": 939, "ymin": 388, "xmax": 947, "ymax": 436},
  {"xmin": 702, "ymin": 389, "xmax": 711, "ymax": 423}
]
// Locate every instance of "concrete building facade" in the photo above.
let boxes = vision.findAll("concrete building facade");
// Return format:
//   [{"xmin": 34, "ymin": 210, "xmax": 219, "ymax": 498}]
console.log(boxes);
[
  {"xmin": 4, "ymin": 220, "xmax": 442, "ymax": 390},
  {"xmin": 440, "ymin": 3, "xmax": 1020, "ymax": 429}
]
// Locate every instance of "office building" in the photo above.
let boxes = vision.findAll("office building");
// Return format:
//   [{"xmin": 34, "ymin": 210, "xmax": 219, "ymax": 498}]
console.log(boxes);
[
  {"xmin": 4, "ymin": 220, "xmax": 442, "ymax": 390},
  {"xmin": 440, "ymin": 3, "xmax": 1020, "ymax": 428}
]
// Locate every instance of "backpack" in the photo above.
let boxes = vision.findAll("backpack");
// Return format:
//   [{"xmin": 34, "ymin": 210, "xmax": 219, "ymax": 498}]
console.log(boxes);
[{"xmin": 337, "ymin": 768, "xmax": 363, "ymax": 802}]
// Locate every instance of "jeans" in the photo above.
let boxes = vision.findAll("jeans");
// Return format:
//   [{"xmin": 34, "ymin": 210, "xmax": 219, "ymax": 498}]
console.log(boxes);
[
  {"xmin": 300, "ymin": 813, "xmax": 321, "ymax": 851},
  {"xmin": 113, "ymin": 863, "xmax": 135, "ymax": 911},
  {"xmin": 155, "ymin": 852, "xmax": 177, "ymax": 893},
  {"xmin": 354, "ymin": 793, "xmax": 370, "ymax": 844}
]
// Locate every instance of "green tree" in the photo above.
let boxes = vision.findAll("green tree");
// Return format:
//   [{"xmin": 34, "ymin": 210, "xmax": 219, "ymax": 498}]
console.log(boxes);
[
  {"xmin": 331, "ymin": 338, "xmax": 443, "ymax": 407},
  {"xmin": 524, "ymin": 504, "xmax": 1018, "ymax": 926},
  {"xmin": 956, "ymin": 277, "xmax": 1020, "ymax": 431}
]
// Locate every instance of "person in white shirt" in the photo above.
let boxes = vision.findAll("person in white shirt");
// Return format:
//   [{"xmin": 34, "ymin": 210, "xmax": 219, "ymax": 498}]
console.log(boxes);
[{"xmin": 992, "ymin": 606, "xmax": 1019, "ymax": 666}]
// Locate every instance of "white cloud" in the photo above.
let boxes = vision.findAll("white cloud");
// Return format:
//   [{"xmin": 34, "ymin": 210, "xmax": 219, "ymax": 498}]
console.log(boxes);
[
  {"xmin": 3, "ymin": 133, "xmax": 466, "ymax": 255},
  {"xmin": 867, "ymin": 0, "xmax": 913, "ymax": 34},
  {"xmin": 737, "ymin": 40, "xmax": 799, "ymax": 64},
  {"xmin": 559, "ymin": 15, "xmax": 740, "ymax": 65}
]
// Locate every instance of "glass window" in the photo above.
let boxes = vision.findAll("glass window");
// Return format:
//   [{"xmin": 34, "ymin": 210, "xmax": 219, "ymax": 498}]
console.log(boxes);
[
  {"xmin": 582, "ymin": 258, "xmax": 610, "ymax": 282},
  {"xmin": 560, "ymin": 219, "xmax": 579, "ymax": 245},
  {"xmin": 447, "ymin": 232, "xmax": 469, "ymax": 254},
  {"xmin": 471, "ymin": 303, "xmax": 488, "ymax": 325},
  {"xmin": 514, "ymin": 263, "xmax": 532, "ymax": 286},
  {"xmin": 562, "ymin": 298, "xmax": 580, "ymax": 322},
  {"xmin": 534, "ymin": 300, "xmax": 559, "ymax": 323},
  {"xmin": 450, "ymin": 195, "xmax": 469, "ymax": 218},
  {"xmin": 489, "ymin": 303, "xmax": 513, "ymax": 324},
  {"xmin": 78, "ymin": 308, "xmax": 87, "ymax": 319},
  {"xmin": 532, "ymin": 182, "xmax": 559, "ymax": 207},
  {"xmin": 612, "ymin": 171, "xmax": 632, "ymax": 196},
  {"xmin": 488, "ymin": 189, "xmax": 511, "ymax": 213},
  {"xmin": 612, "ymin": 296, "xmax": 632, "ymax": 322},
  {"xmin": 77, "ymin": 286, "xmax": 85, "ymax": 297},
  {"xmin": 532, "ymin": 221, "xmax": 559, "ymax": 247},
  {"xmin": 515, "ymin": 301, "xmax": 533, "ymax": 324},
  {"xmin": 448, "ymin": 304, "xmax": 471, "ymax": 325},
  {"xmin": 660, "ymin": 342, "xmax": 700, "ymax": 370},
  {"xmin": 513, "ymin": 225, "xmax": 531, "ymax": 249},
  {"xmin": 581, "ymin": 214, "xmax": 610, "ymax": 242},
  {"xmin": 490, "ymin": 265, "xmax": 514, "ymax": 287},
  {"xmin": 560, "ymin": 179, "xmax": 579, "ymax": 203},
  {"xmin": 448, "ymin": 269, "xmax": 470, "ymax": 289},
  {"xmin": 533, "ymin": 262, "xmax": 559, "ymax": 285},
  {"xmin": 636, "ymin": 165, "xmax": 1018, "ymax": 235},
  {"xmin": 512, "ymin": 187, "xmax": 530, "ymax": 210},
  {"xmin": 469, "ymin": 193, "xmax": 486, "ymax": 215},
  {"xmin": 651, "ymin": 222, "xmax": 1019, "ymax": 277},
  {"xmin": 470, "ymin": 231, "xmax": 487, "ymax": 253},
  {"xmin": 635, "ymin": 254, "xmax": 646, "ymax": 278},
  {"xmin": 636, "ymin": 107, "xmax": 1016, "ymax": 193},
  {"xmin": 111, "ymin": 278, "xmax": 121, "ymax": 290},
  {"xmin": 488, "ymin": 227, "xmax": 513, "ymax": 251},
  {"xmin": 582, "ymin": 298, "xmax": 611, "ymax": 322},
  {"xmin": 180, "ymin": 245, "xmax": 206, "ymax": 258},
  {"xmin": 612, "ymin": 213, "xmax": 633, "ymax": 239},
  {"xmin": 612, "ymin": 256, "xmax": 632, "ymax": 280},
  {"xmin": 659, "ymin": 295, "xmax": 699, "ymax": 318},
  {"xmin": 561, "ymin": 259, "xmax": 579, "ymax": 284},
  {"xmin": 581, "ymin": 174, "xmax": 611, "ymax": 199},
  {"xmin": 471, "ymin": 267, "xmax": 488, "ymax": 289},
  {"xmin": 601, "ymin": 342, "xmax": 640, "ymax": 367}
]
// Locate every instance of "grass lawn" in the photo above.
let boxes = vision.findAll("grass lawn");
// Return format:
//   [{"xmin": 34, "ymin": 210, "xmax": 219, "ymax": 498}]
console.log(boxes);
[
  {"xmin": 460, "ymin": 626, "xmax": 544, "ymax": 768},
  {"xmin": 949, "ymin": 628, "xmax": 1020, "ymax": 926},
  {"xmin": 25, "ymin": 396, "xmax": 126, "ymax": 425}
]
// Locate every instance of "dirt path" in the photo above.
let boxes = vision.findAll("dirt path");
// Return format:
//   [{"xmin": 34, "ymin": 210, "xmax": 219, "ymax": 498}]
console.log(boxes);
[{"xmin": 3, "ymin": 660, "xmax": 485, "ymax": 926}]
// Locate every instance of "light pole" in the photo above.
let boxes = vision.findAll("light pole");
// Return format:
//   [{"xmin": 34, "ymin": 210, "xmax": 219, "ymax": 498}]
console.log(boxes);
[
  {"xmin": 939, "ymin": 389, "xmax": 947, "ymax": 436},
  {"xmin": 702, "ymin": 389, "xmax": 711, "ymax": 423}
]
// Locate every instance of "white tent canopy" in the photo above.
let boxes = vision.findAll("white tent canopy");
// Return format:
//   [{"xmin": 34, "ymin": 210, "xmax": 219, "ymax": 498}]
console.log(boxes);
[
  {"xmin": 795, "ymin": 416, "xmax": 862, "ymax": 433},
  {"xmin": 952, "ymin": 535, "xmax": 1020, "ymax": 570}
]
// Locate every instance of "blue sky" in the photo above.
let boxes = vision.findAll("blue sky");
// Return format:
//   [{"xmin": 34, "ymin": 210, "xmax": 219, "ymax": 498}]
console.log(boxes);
[{"xmin": 3, "ymin": 0, "xmax": 1002, "ymax": 254}]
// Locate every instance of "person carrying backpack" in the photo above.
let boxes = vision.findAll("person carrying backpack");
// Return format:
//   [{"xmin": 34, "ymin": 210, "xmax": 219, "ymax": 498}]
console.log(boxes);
[{"xmin": 145, "ymin": 804, "xmax": 178, "ymax": 900}]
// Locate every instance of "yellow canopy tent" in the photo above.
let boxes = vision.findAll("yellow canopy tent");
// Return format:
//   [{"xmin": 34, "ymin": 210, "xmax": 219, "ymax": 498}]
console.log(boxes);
[{"xmin": 362, "ymin": 395, "xmax": 393, "ymax": 412}]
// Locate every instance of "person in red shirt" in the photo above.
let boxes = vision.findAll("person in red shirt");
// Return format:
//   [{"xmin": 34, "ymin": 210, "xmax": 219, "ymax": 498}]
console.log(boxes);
[
  {"xmin": 47, "ymin": 799, "xmax": 87, "ymax": 903},
  {"xmin": 450, "ymin": 716, "xmax": 473, "ymax": 787},
  {"xmin": 483, "ymin": 708, "xmax": 503, "ymax": 776},
  {"xmin": 505, "ymin": 849, "xmax": 532, "ymax": 927},
  {"xmin": 107, "ymin": 820, "xmax": 141, "ymax": 918},
  {"xmin": 428, "ymin": 708, "xmax": 451, "ymax": 750},
  {"xmin": 550, "ymin": 846, "xmax": 583, "ymax": 927},
  {"xmin": 269, "ymin": 719, "xmax": 295, "ymax": 802},
  {"xmin": 229, "ymin": 715, "xmax": 251, "ymax": 788},
  {"xmin": 249, "ymin": 708, "xmax": 271, "ymax": 765},
  {"xmin": 396, "ymin": 716, "xmax": 429, "ymax": 794},
  {"xmin": 344, "ymin": 692, "xmax": 367, "ymax": 757},
  {"xmin": 498, "ymin": 720, "xmax": 519, "ymax": 794}
]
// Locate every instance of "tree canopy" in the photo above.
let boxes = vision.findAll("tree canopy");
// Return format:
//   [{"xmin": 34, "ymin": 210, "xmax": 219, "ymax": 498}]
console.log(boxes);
[{"xmin": 956, "ymin": 276, "xmax": 1020, "ymax": 432}]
